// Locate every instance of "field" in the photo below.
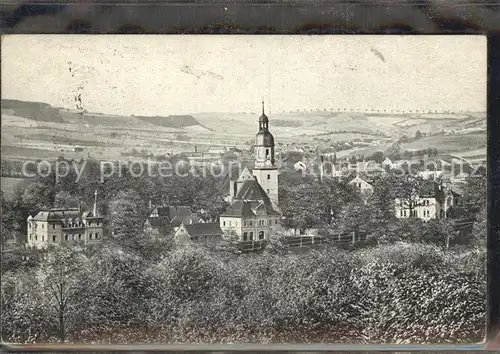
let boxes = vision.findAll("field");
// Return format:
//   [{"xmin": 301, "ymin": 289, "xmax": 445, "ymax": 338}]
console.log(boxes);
[{"xmin": 1, "ymin": 99, "xmax": 487, "ymax": 168}]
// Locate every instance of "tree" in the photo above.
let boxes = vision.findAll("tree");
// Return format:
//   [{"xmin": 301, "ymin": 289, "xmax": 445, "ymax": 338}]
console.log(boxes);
[
  {"xmin": 371, "ymin": 151, "xmax": 384, "ymax": 164},
  {"xmin": 20, "ymin": 181, "xmax": 55, "ymax": 209},
  {"xmin": 391, "ymin": 176, "xmax": 427, "ymax": 218},
  {"xmin": 37, "ymin": 247, "xmax": 86, "ymax": 343},
  {"xmin": 108, "ymin": 189, "xmax": 147, "ymax": 243},
  {"xmin": 53, "ymin": 191, "xmax": 80, "ymax": 209}
]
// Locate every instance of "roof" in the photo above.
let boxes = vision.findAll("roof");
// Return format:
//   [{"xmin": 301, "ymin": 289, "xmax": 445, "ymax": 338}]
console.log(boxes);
[
  {"xmin": 31, "ymin": 208, "xmax": 101, "ymax": 222},
  {"xmin": 149, "ymin": 206, "xmax": 192, "ymax": 219},
  {"xmin": 183, "ymin": 223, "xmax": 223, "ymax": 237},
  {"xmin": 222, "ymin": 199, "xmax": 280, "ymax": 217},
  {"xmin": 147, "ymin": 216, "xmax": 169, "ymax": 227},
  {"xmin": 235, "ymin": 179, "xmax": 268, "ymax": 200},
  {"xmin": 170, "ymin": 215, "xmax": 203, "ymax": 228},
  {"xmin": 419, "ymin": 181, "xmax": 447, "ymax": 202}
]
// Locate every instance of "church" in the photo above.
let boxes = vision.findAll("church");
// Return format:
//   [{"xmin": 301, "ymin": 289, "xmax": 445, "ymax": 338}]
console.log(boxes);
[{"xmin": 219, "ymin": 102, "xmax": 281, "ymax": 241}]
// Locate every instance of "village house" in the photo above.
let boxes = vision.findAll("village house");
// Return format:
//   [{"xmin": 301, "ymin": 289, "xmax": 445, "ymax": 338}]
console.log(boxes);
[
  {"xmin": 174, "ymin": 222, "xmax": 223, "ymax": 244},
  {"xmin": 394, "ymin": 181, "xmax": 459, "ymax": 221},
  {"xmin": 144, "ymin": 204, "xmax": 204, "ymax": 235},
  {"xmin": 348, "ymin": 175, "xmax": 374, "ymax": 202},
  {"xmin": 26, "ymin": 191, "xmax": 103, "ymax": 249}
]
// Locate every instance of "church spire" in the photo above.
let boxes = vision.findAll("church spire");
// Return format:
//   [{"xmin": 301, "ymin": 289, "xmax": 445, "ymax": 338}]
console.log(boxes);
[{"xmin": 262, "ymin": 97, "xmax": 265, "ymax": 115}]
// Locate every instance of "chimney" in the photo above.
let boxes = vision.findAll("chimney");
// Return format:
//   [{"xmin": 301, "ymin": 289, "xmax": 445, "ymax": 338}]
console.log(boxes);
[
  {"xmin": 233, "ymin": 180, "xmax": 238, "ymax": 198},
  {"xmin": 93, "ymin": 190, "xmax": 98, "ymax": 217}
]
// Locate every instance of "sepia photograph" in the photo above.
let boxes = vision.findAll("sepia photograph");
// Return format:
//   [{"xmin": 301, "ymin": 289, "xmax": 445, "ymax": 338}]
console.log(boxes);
[{"xmin": 1, "ymin": 35, "xmax": 487, "ymax": 345}]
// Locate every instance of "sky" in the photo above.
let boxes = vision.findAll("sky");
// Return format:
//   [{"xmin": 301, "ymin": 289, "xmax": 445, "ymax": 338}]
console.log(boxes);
[{"xmin": 2, "ymin": 35, "xmax": 487, "ymax": 116}]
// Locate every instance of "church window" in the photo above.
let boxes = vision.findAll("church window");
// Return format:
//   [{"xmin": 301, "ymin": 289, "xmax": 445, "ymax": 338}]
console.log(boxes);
[
  {"xmin": 266, "ymin": 149, "xmax": 269, "ymax": 157},
  {"xmin": 53, "ymin": 235, "xmax": 56, "ymax": 242},
  {"xmin": 267, "ymin": 174, "xmax": 270, "ymax": 180},
  {"xmin": 89, "ymin": 233, "xmax": 93, "ymax": 240},
  {"xmin": 97, "ymin": 221, "xmax": 100, "ymax": 226},
  {"xmin": 243, "ymin": 232, "xmax": 248, "ymax": 241},
  {"xmin": 259, "ymin": 231, "xmax": 264, "ymax": 240},
  {"xmin": 249, "ymin": 232, "xmax": 254, "ymax": 240}
]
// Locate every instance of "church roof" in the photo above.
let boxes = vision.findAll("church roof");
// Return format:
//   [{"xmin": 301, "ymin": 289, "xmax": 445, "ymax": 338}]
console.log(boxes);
[{"xmin": 222, "ymin": 179, "xmax": 281, "ymax": 217}]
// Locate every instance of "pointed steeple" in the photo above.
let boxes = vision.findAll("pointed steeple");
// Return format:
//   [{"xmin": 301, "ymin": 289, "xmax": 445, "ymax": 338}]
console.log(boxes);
[{"xmin": 259, "ymin": 98, "xmax": 269, "ymax": 131}]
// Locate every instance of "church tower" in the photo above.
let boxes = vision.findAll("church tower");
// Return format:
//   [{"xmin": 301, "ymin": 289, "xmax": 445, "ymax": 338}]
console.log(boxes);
[{"xmin": 253, "ymin": 100, "xmax": 279, "ymax": 207}]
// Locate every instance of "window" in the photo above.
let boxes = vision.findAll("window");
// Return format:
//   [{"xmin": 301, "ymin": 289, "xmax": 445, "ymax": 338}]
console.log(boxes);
[
  {"xmin": 96, "ymin": 221, "xmax": 100, "ymax": 226},
  {"xmin": 89, "ymin": 233, "xmax": 93, "ymax": 239},
  {"xmin": 400, "ymin": 210, "xmax": 403, "ymax": 217},
  {"xmin": 243, "ymin": 232, "xmax": 248, "ymax": 241},
  {"xmin": 41, "ymin": 236, "xmax": 44, "ymax": 241},
  {"xmin": 259, "ymin": 231, "xmax": 264, "ymax": 240},
  {"xmin": 403, "ymin": 210, "xmax": 407, "ymax": 217},
  {"xmin": 29, "ymin": 234, "xmax": 32, "ymax": 240},
  {"xmin": 41, "ymin": 224, "xmax": 44, "ymax": 229},
  {"xmin": 35, "ymin": 235, "xmax": 37, "ymax": 241},
  {"xmin": 268, "ymin": 219, "xmax": 272, "ymax": 226},
  {"xmin": 78, "ymin": 234, "xmax": 82, "ymax": 240},
  {"xmin": 266, "ymin": 189, "xmax": 270, "ymax": 194},
  {"xmin": 72, "ymin": 235, "xmax": 76, "ymax": 240},
  {"xmin": 275, "ymin": 220, "xmax": 278, "ymax": 224},
  {"xmin": 244, "ymin": 221, "xmax": 247, "ymax": 227},
  {"xmin": 52, "ymin": 224, "xmax": 56, "ymax": 229},
  {"xmin": 249, "ymin": 232, "xmax": 254, "ymax": 240},
  {"xmin": 52, "ymin": 235, "xmax": 56, "ymax": 242},
  {"xmin": 267, "ymin": 174, "xmax": 271, "ymax": 180},
  {"xmin": 249, "ymin": 221, "xmax": 253, "ymax": 226},
  {"xmin": 266, "ymin": 149, "xmax": 269, "ymax": 157},
  {"xmin": 95, "ymin": 233, "xmax": 99, "ymax": 239},
  {"xmin": 64, "ymin": 235, "xmax": 68, "ymax": 241},
  {"xmin": 223, "ymin": 221, "xmax": 226, "ymax": 226},
  {"xmin": 88, "ymin": 222, "xmax": 92, "ymax": 227}
]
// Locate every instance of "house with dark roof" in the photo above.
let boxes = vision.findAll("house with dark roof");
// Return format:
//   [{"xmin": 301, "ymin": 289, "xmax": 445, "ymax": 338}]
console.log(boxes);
[
  {"xmin": 26, "ymin": 191, "xmax": 103, "ymax": 249},
  {"xmin": 174, "ymin": 222, "xmax": 223, "ymax": 244},
  {"xmin": 394, "ymin": 181, "xmax": 457, "ymax": 221},
  {"xmin": 144, "ymin": 205, "xmax": 204, "ymax": 235}
]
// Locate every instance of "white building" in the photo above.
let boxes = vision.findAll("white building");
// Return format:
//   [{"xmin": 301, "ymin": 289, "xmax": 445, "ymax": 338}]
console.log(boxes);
[
  {"xmin": 394, "ymin": 181, "xmax": 457, "ymax": 221},
  {"xmin": 27, "ymin": 191, "xmax": 103, "ymax": 249}
]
